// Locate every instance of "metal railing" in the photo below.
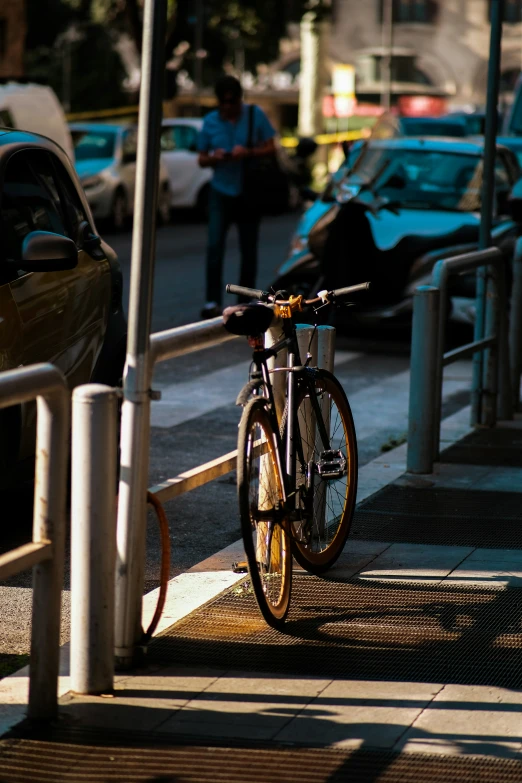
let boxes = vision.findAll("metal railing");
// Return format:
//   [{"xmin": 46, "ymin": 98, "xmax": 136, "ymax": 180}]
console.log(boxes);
[
  {"xmin": 407, "ymin": 247, "xmax": 513, "ymax": 474},
  {"xmin": 0, "ymin": 363, "xmax": 68, "ymax": 719},
  {"xmin": 148, "ymin": 317, "xmax": 240, "ymax": 502},
  {"xmin": 147, "ymin": 319, "xmax": 333, "ymax": 504}
]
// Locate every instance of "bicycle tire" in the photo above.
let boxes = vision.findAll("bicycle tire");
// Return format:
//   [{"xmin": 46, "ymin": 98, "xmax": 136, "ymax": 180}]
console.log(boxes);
[
  {"xmin": 237, "ymin": 398, "xmax": 292, "ymax": 628},
  {"xmin": 290, "ymin": 369, "xmax": 358, "ymax": 574}
]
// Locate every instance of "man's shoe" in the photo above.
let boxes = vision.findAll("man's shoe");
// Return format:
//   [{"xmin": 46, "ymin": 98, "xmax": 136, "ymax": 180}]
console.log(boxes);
[{"xmin": 200, "ymin": 302, "xmax": 222, "ymax": 319}]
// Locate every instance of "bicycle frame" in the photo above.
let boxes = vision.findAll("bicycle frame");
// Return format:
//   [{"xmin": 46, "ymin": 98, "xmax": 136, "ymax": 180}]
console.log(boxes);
[{"xmin": 249, "ymin": 319, "xmax": 331, "ymax": 512}]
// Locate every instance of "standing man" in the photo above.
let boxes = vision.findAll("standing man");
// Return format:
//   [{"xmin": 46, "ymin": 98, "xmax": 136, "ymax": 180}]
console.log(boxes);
[{"xmin": 198, "ymin": 75, "xmax": 276, "ymax": 318}]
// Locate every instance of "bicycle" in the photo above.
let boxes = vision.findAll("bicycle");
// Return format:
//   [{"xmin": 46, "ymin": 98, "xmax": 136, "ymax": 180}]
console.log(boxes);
[{"xmin": 223, "ymin": 281, "xmax": 370, "ymax": 629}]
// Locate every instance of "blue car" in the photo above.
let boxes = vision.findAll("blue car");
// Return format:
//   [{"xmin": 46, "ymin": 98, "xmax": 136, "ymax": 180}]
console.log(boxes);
[{"xmin": 273, "ymin": 136, "xmax": 520, "ymax": 329}]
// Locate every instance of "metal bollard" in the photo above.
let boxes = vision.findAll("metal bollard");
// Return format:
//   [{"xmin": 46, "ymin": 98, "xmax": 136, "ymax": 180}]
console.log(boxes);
[
  {"xmin": 407, "ymin": 286, "xmax": 440, "ymax": 474},
  {"xmin": 265, "ymin": 316, "xmax": 287, "ymax": 425},
  {"xmin": 510, "ymin": 236, "xmax": 522, "ymax": 411},
  {"xmin": 317, "ymin": 325, "xmax": 336, "ymax": 373},
  {"xmin": 496, "ymin": 265, "xmax": 513, "ymax": 422},
  {"xmin": 482, "ymin": 272, "xmax": 499, "ymax": 427},
  {"xmin": 71, "ymin": 384, "xmax": 118, "ymax": 695}
]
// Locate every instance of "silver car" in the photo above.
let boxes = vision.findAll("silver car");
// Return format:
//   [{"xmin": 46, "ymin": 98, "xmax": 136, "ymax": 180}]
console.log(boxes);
[{"xmin": 70, "ymin": 122, "xmax": 172, "ymax": 230}]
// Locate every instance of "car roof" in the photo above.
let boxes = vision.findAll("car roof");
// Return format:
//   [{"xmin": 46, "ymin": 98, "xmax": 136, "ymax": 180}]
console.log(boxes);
[
  {"xmin": 368, "ymin": 137, "xmax": 485, "ymax": 154},
  {"xmin": 0, "ymin": 126, "xmax": 64, "ymax": 150},
  {"xmin": 162, "ymin": 117, "xmax": 203, "ymax": 128},
  {"xmin": 68, "ymin": 122, "xmax": 131, "ymax": 133}
]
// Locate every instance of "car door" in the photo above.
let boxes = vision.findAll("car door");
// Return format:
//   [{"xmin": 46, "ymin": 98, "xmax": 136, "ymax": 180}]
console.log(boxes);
[
  {"xmin": 3, "ymin": 148, "xmax": 110, "ymax": 386},
  {"xmin": 3, "ymin": 149, "xmax": 76, "ymax": 374},
  {"xmin": 49, "ymin": 153, "xmax": 112, "ymax": 388},
  {"xmin": 160, "ymin": 124, "xmax": 202, "ymax": 206}
]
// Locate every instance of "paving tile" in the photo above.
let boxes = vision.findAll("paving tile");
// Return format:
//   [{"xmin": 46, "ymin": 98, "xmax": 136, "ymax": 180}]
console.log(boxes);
[
  {"xmin": 396, "ymin": 683, "xmax": 522, "ymax": 758},
  {"xmin": 202, "ymin": 674, "xmax": 331, "ymax": 699},
  {"xmin": 356, "ymin": 543, "xmax": 473, "ymax": 582},
  {"xmin": 428, "ymin": 464, "xmax": 492, "ymax": 490},
  {"xmin": 469, "ymin": 467, "xmax": 522, "ymax": 493},
  {"xmin": 274, "ymin": 680, "xmax": 442, "ymax": 749},
  {"xmin": 60, "ymin": 695, "xmax": 177, "ymax": 732},
  {"xmin": 114, "ymin": 672, "xmax": 222, "ymax": 704},
  {"xmin": 443, "ymin": 564, "xmax": 522, "ymax": 588},
  {"xmin": 463, "ymin": 548, "xmax": 522, "ymax": 564}
]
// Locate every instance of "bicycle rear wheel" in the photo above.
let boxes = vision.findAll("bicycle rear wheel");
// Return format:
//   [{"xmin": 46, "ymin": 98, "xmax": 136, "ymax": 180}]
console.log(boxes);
[
  {"xmin": 291, "ymin": 369, "xmax": 358, "ymax": 574},
  {"xmin": 237, "ymin": 398, "xmax": 292, "ymax": 629}
]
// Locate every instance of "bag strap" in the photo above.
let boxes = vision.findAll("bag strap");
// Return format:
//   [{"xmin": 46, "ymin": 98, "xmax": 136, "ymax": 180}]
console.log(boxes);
[{"xmin": 247, "ymin": 104, "xmax": 254, "ymax": 150}]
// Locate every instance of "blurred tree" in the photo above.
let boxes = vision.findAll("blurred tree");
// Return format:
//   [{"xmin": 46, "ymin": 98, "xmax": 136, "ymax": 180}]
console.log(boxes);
[{"xmin": 24, "ymin": 0, "xmax": 308, "ymax": 111}]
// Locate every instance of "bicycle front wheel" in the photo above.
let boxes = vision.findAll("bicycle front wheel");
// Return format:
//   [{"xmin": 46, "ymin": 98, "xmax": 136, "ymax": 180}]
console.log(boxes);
[
  {"xmin": 292, "ymin": 369, "xmax": 358, "ymax": 574},
  {"xmin": 237, "ymin": 399, "xmax": 292, "ymax": 629}
]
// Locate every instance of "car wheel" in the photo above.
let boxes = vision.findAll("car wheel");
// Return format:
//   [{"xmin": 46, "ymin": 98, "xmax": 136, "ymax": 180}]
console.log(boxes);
[
  {"xmin": 196, "ymin": 184, "xmax": 210, "ymax": 221},
  {"xmin": 157, "ymin": 184, "xmax": 172, "ymax": 226},
  {"xmin": 112, "ymin": 189, "xmax": 129, "ymax": 232}
]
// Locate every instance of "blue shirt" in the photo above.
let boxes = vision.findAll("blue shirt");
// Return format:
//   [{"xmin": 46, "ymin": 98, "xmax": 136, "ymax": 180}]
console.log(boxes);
[{"xmin": 197, "ymin": 104, "xmax": 275, "ymax": 197}]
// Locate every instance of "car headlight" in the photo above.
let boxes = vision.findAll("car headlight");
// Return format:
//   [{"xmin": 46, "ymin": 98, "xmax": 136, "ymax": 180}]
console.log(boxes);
[{"xmin": 81, "ymin": 175, "xmax": 104, "ymax": 189}]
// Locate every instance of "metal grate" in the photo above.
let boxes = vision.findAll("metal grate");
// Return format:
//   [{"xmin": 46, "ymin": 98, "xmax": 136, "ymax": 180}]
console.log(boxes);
[
  {"xmin": 440, "ymin": 427, "xmax": 522, "ymax": 466},
  {"xmin": 350, "ymin": 486, "xmax": 522, "ymax": 548},
  {"xmin": 148, "ymin": 576, "xmax": 522, "ymax": 689},
  {"xmin": 2, "ymin": 736, "xmax": 522, "ymax": 782}
]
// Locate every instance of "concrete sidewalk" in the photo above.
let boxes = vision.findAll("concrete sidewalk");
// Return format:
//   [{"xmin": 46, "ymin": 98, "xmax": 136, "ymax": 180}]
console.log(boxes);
[{"xmin": 2, "ymin": 407, "xmax": 522, "ymax": 782}]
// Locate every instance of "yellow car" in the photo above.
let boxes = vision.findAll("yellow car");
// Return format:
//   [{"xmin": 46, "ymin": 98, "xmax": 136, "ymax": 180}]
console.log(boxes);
[{"xmin": 0, "ymin": 128, "xmax": 127, "ymax": 487}]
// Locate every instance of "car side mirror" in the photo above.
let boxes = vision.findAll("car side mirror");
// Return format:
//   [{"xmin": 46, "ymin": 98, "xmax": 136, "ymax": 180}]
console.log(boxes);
[
  {"xmin": 122, "ymin": 151, "xmax": 137, "ymax": 164},
  {"xmin": 189, "ymin": 143, "xmax": 198, "ymax": 153},
  {"xmin": 508, "ymin": 179, "xmax": 522, "ymax": 224},
  {"xmin": 19, "ymin": 231, "xmax": 78, "ymax": 272}
]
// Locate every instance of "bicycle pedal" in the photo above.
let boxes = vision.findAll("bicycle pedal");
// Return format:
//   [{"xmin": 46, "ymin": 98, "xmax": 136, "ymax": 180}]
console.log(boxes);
[
  {"xmin": 232, "ymin": 560, "xmax": 249, "ymax": 574},
  {"xmin": 317, "ymin": 449, "xmax": 347, "ymax": 479}
]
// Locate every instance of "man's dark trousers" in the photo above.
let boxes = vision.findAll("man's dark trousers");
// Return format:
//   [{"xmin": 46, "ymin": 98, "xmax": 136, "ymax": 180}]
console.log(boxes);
[{"xmin": 206, "ymin": 186, "xmax": 260, "ymax": 306}]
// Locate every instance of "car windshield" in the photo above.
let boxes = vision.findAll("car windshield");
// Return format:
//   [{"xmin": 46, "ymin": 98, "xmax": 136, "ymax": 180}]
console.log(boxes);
[
  {"xmin": 72, "ymin": 130, "xmax": 116, "ymax": 160},
  {"xmin": 325, "ymin": 146, "xmax": 483, "ymax": 212}
]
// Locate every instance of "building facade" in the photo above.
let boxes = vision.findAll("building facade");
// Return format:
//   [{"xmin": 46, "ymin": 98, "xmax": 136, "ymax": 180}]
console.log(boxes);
[
  {"xmin": 275, "ymin": 0, "xmax": 522, "ymax": 111},
  {"xmin": 0, "ymin": 0, "xmax": 26, "ymax": 79}
]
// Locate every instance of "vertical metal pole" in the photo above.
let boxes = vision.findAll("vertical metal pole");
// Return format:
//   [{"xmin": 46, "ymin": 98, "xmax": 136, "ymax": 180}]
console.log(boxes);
[
  {"xmin": 71, "ymin": 385, "xmax": 118, "ymax": 695},
  {"xmin": 472, "ymin": 0, "xmax": 504, "ymax": 425},
  {"xmin": 194, "ymin": 0, "xmax": 204, "ymax": 93},
  {"xmin": 295, "ymin": 324, "xmax": 319, "ymax": 487},
  {"xmin": 265, "ymin": 317, "xmax": 286, "ymax": 425},
  {"xmin": 115, "ymin": 0, "xmax": 168, "ymax": 667},
  {"xmin": 496, "ymin": 264, "xmax": 513, "ymax": 420},
  {"xmin": 482, "ymin": 273, "xmax": 499, "ymax": 427},
  {"xmin": 431, "ymin": 261, "xmax": 448, "ymax": 460},
  {"xmin": 380, "ymin": 0, "xmax": 394, "ymax": 111},
  {"xmin": 316, "ymin": 325, "xmax": 336, "ymax": 533},
  {"xmin": 407, "ymin": 286, "xmax": 440, "ymax": 474},
  {"xmin": 509, "ymin": 236, "xmax": 522, "ymax": 410},
  {"xmin": 28, "ymin": 386, "xmax": 69, "ymax": 720}
]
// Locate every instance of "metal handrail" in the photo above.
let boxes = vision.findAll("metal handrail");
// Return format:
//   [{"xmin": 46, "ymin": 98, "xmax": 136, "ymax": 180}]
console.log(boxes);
[
  {"xmin": 407, "ymin": 247, "xmax": 513, "ymax": 474},
  {"xmin": 0, "ymin": 363, "xmax": 68, "ymax": 720},
  {"xmin": 150, "ymin": 316, "xmax": 238, "ymax": 366}
]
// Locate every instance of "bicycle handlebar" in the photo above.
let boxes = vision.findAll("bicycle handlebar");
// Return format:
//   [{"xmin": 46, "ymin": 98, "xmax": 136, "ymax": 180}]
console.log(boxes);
[
  {"xmin": 330, "ymin": 282, "xmax": 371, "ymax": 298},
  {"xmin": 226, "ymin": 284, "xmax": 269, "ymax": 299},
  {"xmin": 225, "ymin": 281, "xmax": 371, "ymax": 307}
]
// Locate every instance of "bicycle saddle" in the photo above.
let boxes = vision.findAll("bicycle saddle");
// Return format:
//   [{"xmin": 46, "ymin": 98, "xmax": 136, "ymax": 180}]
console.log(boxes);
[{"xmin": 223, "ymin": 303, "xmax": 275, "ymax": 336}]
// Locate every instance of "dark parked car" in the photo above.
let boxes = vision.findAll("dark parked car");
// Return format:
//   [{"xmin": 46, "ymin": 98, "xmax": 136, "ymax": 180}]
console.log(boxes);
[
  {"xmin": 272, "ymin": 136, "xmax": 520, "ymax": 329},
  {"xmin": 0, "ymin": 128, "xmax": 126, "ymax": 487}
]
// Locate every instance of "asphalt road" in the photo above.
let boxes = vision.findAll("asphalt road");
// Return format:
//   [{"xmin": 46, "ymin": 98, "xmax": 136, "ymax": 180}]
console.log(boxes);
[
  {"xmin": 111, "ymin": 210, "xmax": 299, "ymax": 332},
  {"xmin": 0, "ymin": 211, "xmax": 471, "ymax": 673}
]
